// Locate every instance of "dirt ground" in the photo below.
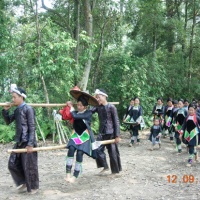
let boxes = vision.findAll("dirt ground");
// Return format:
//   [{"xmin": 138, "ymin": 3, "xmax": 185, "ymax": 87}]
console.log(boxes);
[{"xmin": 0, "ymin": 130, "xmax": 200, "ymax": 200}]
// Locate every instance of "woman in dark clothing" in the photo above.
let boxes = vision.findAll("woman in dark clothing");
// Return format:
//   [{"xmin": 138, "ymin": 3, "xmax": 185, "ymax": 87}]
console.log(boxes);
[
  {"xmin": 62, "ymin": 87, "xmax": 98, "ymax": 183},
  {"xmin": 163, "ymin": 97, "xmax": 174, "ymax": 140},
  {"xmin": 173, "ymin": 99, "xmax": 188, "ymax": 153},
  {"xmin": 181, "ymin": 103, "xmax": 200, "ymax": 166},
  {"xmin": 123, "ymin": 98, "xmax": 135, "ymax": 135},
  {"xmin": 127, "ymin": 97, "xmax": 143, "ymax": 146},
  {"xmin": 152, "ymin": 97, "xmax": 165, "ymax": 125}
]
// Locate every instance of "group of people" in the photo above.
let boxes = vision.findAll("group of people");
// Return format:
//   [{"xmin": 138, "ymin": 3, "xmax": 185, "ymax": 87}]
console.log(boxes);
[
  {"xmin": 124, "ymin": 96, "xmax": 200, "ymax": 167},
  {"xmin": 2, "ymin": 85, "xmax": 122, "ymax": 194},
  {"xmin": 2, "ymin": 83, "xmax": 200, "ymax": 194}
]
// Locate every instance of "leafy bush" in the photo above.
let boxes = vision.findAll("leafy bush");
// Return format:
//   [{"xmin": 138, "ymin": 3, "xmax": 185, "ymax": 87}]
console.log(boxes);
[{"xmin": 0, "ymin": 124, "xmax": 15, "ymax": 143}]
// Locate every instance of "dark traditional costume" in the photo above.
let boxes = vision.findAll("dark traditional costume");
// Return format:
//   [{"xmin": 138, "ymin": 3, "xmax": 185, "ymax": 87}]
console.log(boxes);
[
  {"xmin": 128, "ymin": 104, "xmax": 143, "ymax": 145},
  {"xmin": 123, "ymin": 104, "xmax": 134, "ymax": 132},
  {"xmin": 62, "ymin": 87, "xmax": 98, "ymax": 179},
  {"xmin": 173, "ymin": 107, "xmax": 188, "ymax": 153},
  {"xmin": 91, "ymin": 89, "xmax": 122, "ymax": 174},
  {"xmin": 152, "ymin": 104, "xmax": 164, "ymax": 125},
  {"xmin": 2, "ymin": 87, "xmax": 39, "ymax": 193},
  {"xmin": 181, "ymin": 112, "xmax": 200, "ymax": 165},
  {"xmin": 170, "ymin": 100, "xmax": 179, "ymax": 142},
  {"xmin": 149, "ymin": 125, "xmax": 162, "ymax": 147},
  {"xmin": 163, "ymin": 103, "xmax": 174, "ymax": 139}
]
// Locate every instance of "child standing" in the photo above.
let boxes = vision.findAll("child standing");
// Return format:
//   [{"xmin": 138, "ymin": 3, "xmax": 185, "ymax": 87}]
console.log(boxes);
[
  {"xmin": 149, "ymin": 118, "xmax": 162, "ymax": 150},
  {"xmin": 181, "ymin": 103, "xmax": 200, "ymax": 167}
]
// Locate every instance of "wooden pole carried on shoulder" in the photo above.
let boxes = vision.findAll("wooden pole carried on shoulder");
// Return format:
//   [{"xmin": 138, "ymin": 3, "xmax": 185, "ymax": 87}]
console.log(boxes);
[{"xmin": 0, "ymin": 102, "xmax": 119, "ymax": 107}]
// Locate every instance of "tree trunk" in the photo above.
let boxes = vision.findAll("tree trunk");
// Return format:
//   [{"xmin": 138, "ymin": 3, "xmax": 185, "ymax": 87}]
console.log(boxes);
[
  {"xmin": 73, "ymin": 0, "xmax": 80, "ymax": 85},
  {"xmin": 35, "ymin": 0, "xmax": 50, "ymax": 117},
  {"xmin": 165, "ymin": 0, "xmax": 175, "ymax": 53},
  {"xmin": 78, "ymin": 0, "xmax": 93, "ymax": 91},
  {"xmin": 182, "ymin": 0, "xmax": 188, "ymax": 84},
  {"xmin": 188, "ymin": 0, "xmax": 196, "ymax": 95}
]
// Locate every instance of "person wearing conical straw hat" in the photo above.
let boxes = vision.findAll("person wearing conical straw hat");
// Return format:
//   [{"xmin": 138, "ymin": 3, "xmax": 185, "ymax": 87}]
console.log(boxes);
[
  {"xmin": 91, "ymin": 89, "xmax": 122, "ymax": 175},
  {"xmin": 2, "ymin": 84, "xmax": 39, "ymax": 194},
  {"xmin": 62, "ymin": 86, "xmax": 98, "ymax": 183}
]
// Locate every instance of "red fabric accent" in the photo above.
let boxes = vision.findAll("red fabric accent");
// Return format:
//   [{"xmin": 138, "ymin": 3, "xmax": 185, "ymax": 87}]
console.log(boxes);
[
  {"xmin": 186, "ymin": 136, "xmax": 190, "ymax": 142},
  {"xmin": 59, "ymin": 106, "xmax": 74, "ymax": 124}
]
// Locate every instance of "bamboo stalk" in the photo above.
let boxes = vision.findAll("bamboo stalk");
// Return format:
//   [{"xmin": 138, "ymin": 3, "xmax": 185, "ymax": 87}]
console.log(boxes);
[
  {"xmin": 0, "ymin": 102, "xmax": 119, "ymax": 107},
  {"xmin": 7, "ymin": 139, "xmax": 118, "ymax": 153},
  {"xmin": 59, "ymin": 122, "xmax": 69, "ymax": 141},
  {"xmin": 55, "ymin": 121, "xmax": 62, "ymax": 145},
  {"xmin": 53, "ymin": 131, "xmax": 55, "ymax": 144},
  {"xmin": 35, "ymin": 131, "xmax": 38, "ymax": 142},
  {"xmin": 57, "ymin": 120, "xmax": 66, "ymax": 143},
  {"xmin": 57, "ymin": 121, "xmax": 67, "ymax": 143},
  {"xmin": 35, "ymin": 118, "xmax": 46, "ymax": 143}
]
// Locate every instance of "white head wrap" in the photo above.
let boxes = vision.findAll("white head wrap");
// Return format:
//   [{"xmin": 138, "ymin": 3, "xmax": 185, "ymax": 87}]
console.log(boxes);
[
  {"xmin": 10, "ymin": 84, "xmax": 27, "ymax": 99},
  {"xmin": 95, "ymin": 89, "xmax": 108, "ymax": 97}
]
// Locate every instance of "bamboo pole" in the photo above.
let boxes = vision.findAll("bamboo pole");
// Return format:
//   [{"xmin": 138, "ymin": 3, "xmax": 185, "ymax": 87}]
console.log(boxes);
[
  {"xmin": 57, "ymin": 121, "xmax": 68, "ymax": 142},
  {"xmin": 55, "ymin": 121, "xmax": 62, "ymax": 145},
  {"xmin": 56, "ymin": 120, "xmax": 66, "ymax": 143},
  {"xmin": 59, "ymin": 122, "xmax": 69, "ymax": 141},
  {"xmin": 0, "ymin": 102, "xmax": 119, "ymax": 107},
  {"xmin": 7, "ymin": 139, "xmax": 118, "ymax": 153},
  {"xmin": 35, "ymin": 118, "xmax": 46, "ymax": 143}
]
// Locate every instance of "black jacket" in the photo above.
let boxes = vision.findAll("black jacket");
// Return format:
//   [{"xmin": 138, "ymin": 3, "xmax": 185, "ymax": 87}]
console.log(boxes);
[
  {"xmin": 91, "ymin": 104, "xmax": 120, "ymax": 137},
  {"xmin": 2, "ymin": 104, "xmax": 36, "ymax": 146}
]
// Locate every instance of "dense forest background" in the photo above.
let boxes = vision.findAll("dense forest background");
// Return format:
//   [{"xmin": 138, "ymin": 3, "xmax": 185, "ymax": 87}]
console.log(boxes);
[{"xmin": 0, "ymin": 0, "xmax": 200, "ymax": 142}]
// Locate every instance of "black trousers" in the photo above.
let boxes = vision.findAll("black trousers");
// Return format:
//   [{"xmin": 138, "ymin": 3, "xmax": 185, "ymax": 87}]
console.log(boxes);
[
  {"xmin": 188, "ymin": 145, "xmax": 196, "ymax": 155},
  {"xmin": 67, "ymin": 145, "xmax": 84, "ymax": 162},
  {"xmin": 8, "ymin": 143, "xmax": 39, "ymax": 192},
  {"xmin": 96, "ymin": 134, "xmax": 122, "ymax": 174},
  {"xmin": 131, "ymin": 124, "xmax": 140, "ymax": 136}
]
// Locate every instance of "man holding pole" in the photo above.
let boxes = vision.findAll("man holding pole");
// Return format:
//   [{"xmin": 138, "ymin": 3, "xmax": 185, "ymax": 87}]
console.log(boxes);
[
  {"xmin": 91, "ymin": 89, "xmax": 122, "ymax": 175},
  {"xmin": 2, "ymin": 85, "xmax": 39, "ymax": 194}
]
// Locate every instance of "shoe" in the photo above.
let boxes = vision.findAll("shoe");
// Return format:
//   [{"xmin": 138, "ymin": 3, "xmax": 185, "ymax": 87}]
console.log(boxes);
[
  {"xmin": 99, "ymin": 168, "xmax": 109, "ymax": 174},
  {"xmin": 29, "ymin": 189, "xmax": 38, "ymax": 195},
  {"xmin": 17, "ymin": 184, "xmax": 26, "ymax": 193},
  {"xmin": 178, "ymin": 149, "xmax": 182, "ymax": 154},
  {"xmin": 129, "ymin": 143, "xmax": 132, "ymax": 147},
  {"xmin": 186, "ymin": 159, "xmax": 192, "ymax": 167},
  {"xmin": 17, "ymin": 184, "xmax": 26, "ymax": 190},
  {"xmin": 159, "ymin": 144, "xmax": 161, "ymax": 149}
]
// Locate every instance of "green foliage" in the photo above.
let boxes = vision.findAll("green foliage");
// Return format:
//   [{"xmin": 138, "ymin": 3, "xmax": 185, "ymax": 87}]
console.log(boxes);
[
  {"xmin": 91, "ymin": 113, "xmax": 99, "ymax": 135},
  {"xmin": 1, "ymin": 0, "xmax": 200, "ymax": 143},
  {"xmin": 0, "ymin": 124, "xmax": 15, "ymax": 143}
]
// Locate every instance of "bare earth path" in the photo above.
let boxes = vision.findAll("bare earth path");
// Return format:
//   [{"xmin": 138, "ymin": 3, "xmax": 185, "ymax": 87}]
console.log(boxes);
[{"xmin": 0, "ymin": 130, "xmax": 200, "ymax": 200}]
